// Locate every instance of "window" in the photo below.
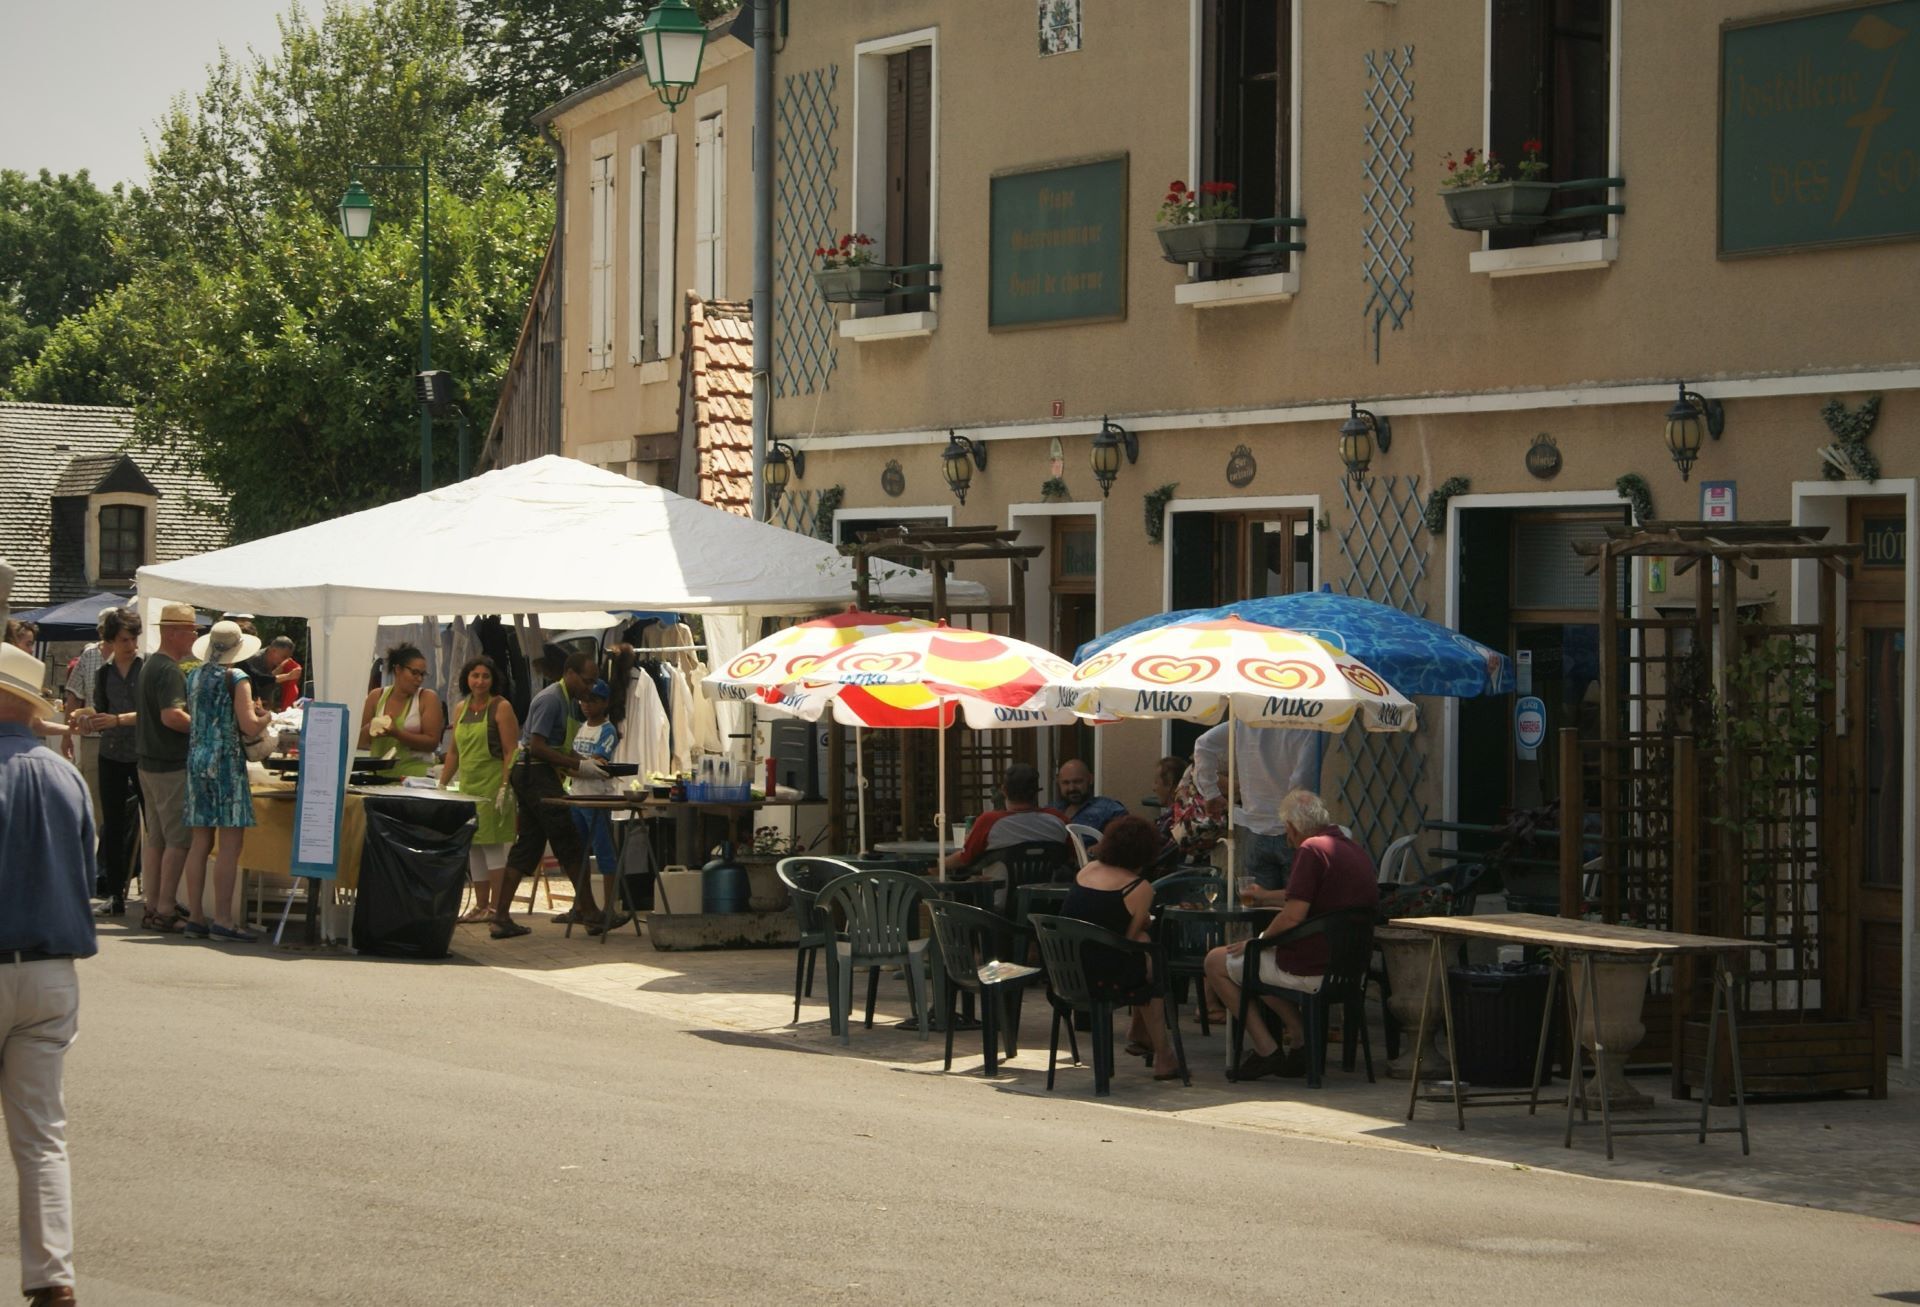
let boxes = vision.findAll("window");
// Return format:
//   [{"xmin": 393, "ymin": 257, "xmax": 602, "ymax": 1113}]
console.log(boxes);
[
  {"xmin": 587, "ymin": 148, "xmax": 616, "ymax": 370},
  {"xmin": 693, "ymin": 112, "xmax": 725, "ymax": 299},
  {"xmin": 1170, "ymin": 509, "xmax": 1314, "ymax": 609},
  {"xmin": 628, "ymin": 134, "xmax": 677, "ymax": 364},
  {"xmin": 98, "ymin": 505, "xmax": 144, "ymax": 581},
  {"xmin": 1488, "ymin": 0, "xmax": 1611, "ymax": 247},
  {"xmin": 1199, "ymin": 0, "xmax": 1294, "ymax": 277},
  {"xmin": 884, "ymin": 46, "xmax": 933, "ymax": 312}
]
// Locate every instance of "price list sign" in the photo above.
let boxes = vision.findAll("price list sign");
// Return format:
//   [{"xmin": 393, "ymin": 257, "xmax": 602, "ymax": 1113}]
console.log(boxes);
[{"xmin": 292, "ymin": 702, "xmax": 350, "ymax": 878}]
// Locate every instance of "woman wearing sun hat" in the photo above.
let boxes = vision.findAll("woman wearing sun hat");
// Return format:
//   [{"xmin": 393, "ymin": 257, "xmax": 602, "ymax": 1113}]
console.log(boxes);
[{"xmin": 180, "ymin": 620, "xmax": 273, "ymax": 943}]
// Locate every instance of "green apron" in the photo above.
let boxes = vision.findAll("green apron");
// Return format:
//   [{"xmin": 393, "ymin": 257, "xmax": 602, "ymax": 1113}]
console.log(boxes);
[
  {"xmin": 517, "ymin": 687, "xmax": 581, "ymax": 782},
  {"xmin": 369, "ymin": 682, "xmax": 433, "ymax": 778},
  {"xmin": 453, "ymin": 697, "xmax": 516, "ymax": 845}
]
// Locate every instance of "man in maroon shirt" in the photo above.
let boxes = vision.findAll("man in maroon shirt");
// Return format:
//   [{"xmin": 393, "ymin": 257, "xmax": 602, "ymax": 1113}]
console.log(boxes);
[{"xmin": 1202, "ymin": 789, "xmax": 1379, "ymax": 1079}]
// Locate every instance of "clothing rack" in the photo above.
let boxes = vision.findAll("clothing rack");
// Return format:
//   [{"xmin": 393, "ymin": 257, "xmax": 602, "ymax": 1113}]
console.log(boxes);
[{"xmin": 635, "ymin": 643, "xmax": 705, "ymax": 655}]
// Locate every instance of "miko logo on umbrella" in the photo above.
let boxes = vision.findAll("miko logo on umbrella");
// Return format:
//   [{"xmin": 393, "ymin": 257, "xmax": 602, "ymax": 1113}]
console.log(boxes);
[
  {"xmin": 1237, "ymin": 658, "xmax": 1326, "ymax": 692},
  {"xmin": 726, "ymin": 651, "xmax": 774, "ymax": 679},
  {"xmin": 1074, "ymin": 651, "xmax": 1123, "ymax": 682},
  {"xmin": 1337, "ymin": 663, "xmax": 1390, "ymax": 697},
  {"xmin": 1133, "ymin": 655, "xmax": 1219, "ymax": 685},
  {"xmin": 839, "ymin": 651, "xmax": 919, "ymax": 675}
]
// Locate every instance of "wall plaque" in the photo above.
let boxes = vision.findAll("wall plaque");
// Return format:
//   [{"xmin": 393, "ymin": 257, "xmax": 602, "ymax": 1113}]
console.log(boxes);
[
  {"xmin": 881, "ymin": 460, "xmax": 905, "ymax": 498},
  {"xmin": 1526, "ymin": 432, "xmax": 1562, "ymax": 479},
  {"xmin": 1720, "ymin": 2, "xmax": 1920, "ymax": 256},
  {"xmin": 1226, "ymin": 444, "xmax": 1257, "ymax": 488},
  {"xmin": 989, "ymin": 154, "xmax": 1128, "ymax": 329}
]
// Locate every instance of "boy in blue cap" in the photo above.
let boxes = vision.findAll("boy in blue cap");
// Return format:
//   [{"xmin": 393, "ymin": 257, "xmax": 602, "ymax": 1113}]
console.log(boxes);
[{"xmin": 570, "ymin": 679, "xmax": 629, "ymax": 934}]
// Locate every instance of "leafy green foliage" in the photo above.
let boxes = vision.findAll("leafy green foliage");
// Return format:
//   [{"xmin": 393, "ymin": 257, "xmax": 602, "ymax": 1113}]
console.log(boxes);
[{"xmin": 0, "ymin": 169, "xmax": 129, "ymax": 394}]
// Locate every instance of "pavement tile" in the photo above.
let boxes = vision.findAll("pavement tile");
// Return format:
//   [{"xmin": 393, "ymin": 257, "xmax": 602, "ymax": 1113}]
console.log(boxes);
[{"xmin": 452, "ymin": 910, "xmax": 1920, "ymax": 1224}]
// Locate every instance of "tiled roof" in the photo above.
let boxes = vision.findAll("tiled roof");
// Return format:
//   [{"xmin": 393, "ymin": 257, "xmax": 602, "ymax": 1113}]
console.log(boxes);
[
  {"xmin": 682, "ymin": 294, "xmax": 754, "ymax": 517},
  {"xmin": 50, "ymin": 452, "xmax": 158, "ymax": 498},
  {"xmin": 0, "ymin": 403, "xmax": 228, "ymax": 608}
]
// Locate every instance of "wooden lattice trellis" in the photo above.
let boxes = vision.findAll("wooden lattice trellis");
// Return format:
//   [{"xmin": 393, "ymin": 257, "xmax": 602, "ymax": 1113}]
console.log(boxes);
[{"xmin": 775, "ymin": 65, "xmax": 840, "ymax": 398}]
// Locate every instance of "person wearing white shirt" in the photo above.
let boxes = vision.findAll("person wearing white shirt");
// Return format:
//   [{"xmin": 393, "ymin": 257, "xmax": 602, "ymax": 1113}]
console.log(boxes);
[{"xmin": 1192, "ymin": 721, "xmax": 1323, "ymax": 891}]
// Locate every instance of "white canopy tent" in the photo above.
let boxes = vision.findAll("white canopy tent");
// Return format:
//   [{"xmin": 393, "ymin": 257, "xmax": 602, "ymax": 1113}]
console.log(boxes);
[{"xmin": 135, "ymin": 455, "xmax": 982, "ymax": 744}]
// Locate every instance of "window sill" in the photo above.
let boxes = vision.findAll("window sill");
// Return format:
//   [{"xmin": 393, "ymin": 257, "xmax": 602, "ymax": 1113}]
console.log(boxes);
[
  {"xmin": 634, "ymin": 360, "xmax": 671, "ymax": 384},
  {"xmin": 838, "ymin": 310, "xmax": 937, "ymax": 342},
  {"xmin": 586, "ymin": 367, "xmax": 616, "ymax": 391},
  {"xmin": 1173, "ymin": 271, "xmax": 1298, "ymax": 308},
  {"xmin": 1468, "ymin": 238, "xmax": 1617, "ymax": 278}
]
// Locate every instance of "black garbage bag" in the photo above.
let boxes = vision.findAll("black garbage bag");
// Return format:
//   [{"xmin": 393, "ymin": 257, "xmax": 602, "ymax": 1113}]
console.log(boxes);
[{"xmin": 351, "ymin": 796, "xmax": 475, "ymax": 959}]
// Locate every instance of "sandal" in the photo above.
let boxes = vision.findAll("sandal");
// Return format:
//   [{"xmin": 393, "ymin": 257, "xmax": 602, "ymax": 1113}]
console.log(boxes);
[
  {"xmin": 1124, "ymin": 1041, "xmax": 1153, "ymax": 1058},
  {"xmin": 458, "ymin": 907, "xmax": 492, "ymax": 923},
  {"xmin": 490, "ymin": 919, "xmax": 532, "ymax": 940},
  {"xmin": 143, "ymin": 911, "xmax": 180, "ymax": 933}
]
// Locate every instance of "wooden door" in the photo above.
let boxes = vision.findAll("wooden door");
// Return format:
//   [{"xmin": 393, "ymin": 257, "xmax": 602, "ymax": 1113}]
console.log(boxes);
[{"xmin": 1847, "ymin": 498, "xmax": 1907, "ymax": 1049}]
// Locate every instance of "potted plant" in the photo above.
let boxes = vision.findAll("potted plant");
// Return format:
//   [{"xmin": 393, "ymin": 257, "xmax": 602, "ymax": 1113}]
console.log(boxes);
[
  {"xmin": 1439, "ymin": 140, "xmax": 1554, "ymax": 231},
  {"xmin": 738, "ymin": 826, "xmax": 798, "ymax": 912},
  {"xmin": 1154, "ymin": 179, "xmax": 1254, "ymax": 263},
  {"xmin": 812, "ymin": 232, "xmax": 894, "ymax": 303}
]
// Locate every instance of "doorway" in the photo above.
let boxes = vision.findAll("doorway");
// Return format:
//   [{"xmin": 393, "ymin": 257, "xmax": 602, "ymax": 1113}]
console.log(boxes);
[
  {"xmin": 1848, "ymin": 497, "xmax": 1908, "ymax": 1048},
  {"xmin": 1050, "ymin": 515, "xmax": 1098, "ymax": 770}
]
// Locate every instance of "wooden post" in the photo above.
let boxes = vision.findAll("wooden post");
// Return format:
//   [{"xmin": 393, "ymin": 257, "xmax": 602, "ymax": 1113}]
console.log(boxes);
[
  {"xmin": 1558, "ymin": 727, "xmax": 1583, "ymax": 918},
  {"xmin": 1597, "ymin": 540, "xmax": 1621, "ymax": 926},
  {"xmin": 854, "ymin": 551, "xmax": 872, "ymax": 610},
  {"xmin": 1672, "ymin": 734, "xmax": 1699, "ymax": 1098},
  {"xmin": 1715, "ymin": 554, "xmax": 1744, "ymax": 942},
  {"xmin": 1816, "ymin": 563, "xmax": 1849, "ymax": 1018},
  {"xmin": 826, "ymin": 721, "xmax": 846, "ymax": 852}
]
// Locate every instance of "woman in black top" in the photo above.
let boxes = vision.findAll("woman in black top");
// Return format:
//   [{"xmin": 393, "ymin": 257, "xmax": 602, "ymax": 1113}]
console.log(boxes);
[
  {"xmin": 1059, "ymin": 816, "xmax": 1181, "ymax": 1081},
  {"xmin": 83, "ymin": 607, "xmax": 143, "ymax": 915}
]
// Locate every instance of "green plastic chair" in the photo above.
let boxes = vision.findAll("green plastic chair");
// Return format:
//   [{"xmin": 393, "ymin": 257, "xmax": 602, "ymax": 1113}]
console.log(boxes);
[
  {"xmin": 1029, "ymin": 913, "xmax": 1187, "ymax": 1097},
  {"xmin": 926, "ymin": 898, "xmax": 1035, "ymax": 1076},
  {"xmin": 1150, "ymin": 872, "xmax": 1227, "ymax": 1033},
  {"xmin": 816, "ymin": 868, "xmax": 933, "ymax": 1044}
]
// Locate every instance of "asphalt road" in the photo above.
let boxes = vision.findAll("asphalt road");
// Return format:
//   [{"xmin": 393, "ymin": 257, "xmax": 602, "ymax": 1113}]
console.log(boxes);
[{"xmin": 8, "ymin": 931, "xmax": 1917, "ymax": 1306}]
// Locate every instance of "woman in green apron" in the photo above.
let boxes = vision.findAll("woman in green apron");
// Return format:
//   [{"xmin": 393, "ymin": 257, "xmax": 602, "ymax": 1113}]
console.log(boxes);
[
  {"xmin": 441, "ymin": 655, "xmax": 521, "ymax": 922},
  {"xmin": 356, "ymin": 644, "xmax": 445, "ymax": 779}
]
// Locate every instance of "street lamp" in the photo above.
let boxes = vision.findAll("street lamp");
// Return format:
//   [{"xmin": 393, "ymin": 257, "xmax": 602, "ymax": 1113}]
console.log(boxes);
[
  {"xmin": 1663, "ymin": 381, "xmax": 1725, "ymax": 482},
  {"xmin": 1338, "ymin": 401, "xmax": 1392, "ymax": 483},
  {"xmin": 764, "ymin": 439, "xmax": 804, "ymax": 508},
  {"xmin": 1089, "ymin": 417, "xmax": 1138, "ymax": 498},
  {"xmin": 639, "ymin": 0, "xmax": 712, "ymax": 111},
  {"xmin": 941, "ymin": 432, "xmax": 988, "ymax": 506},
  {"xmin": 336, "ymin": 162, "xmax": 435, "ymax": 493}
]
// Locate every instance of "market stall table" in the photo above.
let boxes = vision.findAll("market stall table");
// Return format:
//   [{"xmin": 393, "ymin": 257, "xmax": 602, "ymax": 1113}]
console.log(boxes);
[{"xmin": 1396, "ymin": 913, "xmax": 1761, "ymax": 1159}]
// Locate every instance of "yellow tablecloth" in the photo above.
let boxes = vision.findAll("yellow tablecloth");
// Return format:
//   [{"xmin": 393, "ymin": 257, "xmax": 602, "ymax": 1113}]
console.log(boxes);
[{"xmin": 244, "ymin": 785, "xmax": 367, "ymax": 890}]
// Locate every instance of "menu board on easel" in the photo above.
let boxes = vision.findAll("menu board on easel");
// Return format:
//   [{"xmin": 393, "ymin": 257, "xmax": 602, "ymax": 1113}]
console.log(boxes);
[{"xmin": 292, "ymin": 702, "xmax": 349, "ymax": 879}]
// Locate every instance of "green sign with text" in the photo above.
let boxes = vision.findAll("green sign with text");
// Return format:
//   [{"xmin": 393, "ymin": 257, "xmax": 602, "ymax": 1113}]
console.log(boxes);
[
  {"xmin": 1720, "ymin": 1, "xmax": 1920, "ymax": 255},
  {"xmin": 989, "ymin": 155, "xmax": 1127, "ymax": 329}
]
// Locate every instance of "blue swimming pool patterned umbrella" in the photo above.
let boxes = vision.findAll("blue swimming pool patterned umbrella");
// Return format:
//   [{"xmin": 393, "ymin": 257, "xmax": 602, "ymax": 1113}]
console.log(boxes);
[{"xmin": 1075, "ymin": 589, "xmax": 1512, "ymax": 699}]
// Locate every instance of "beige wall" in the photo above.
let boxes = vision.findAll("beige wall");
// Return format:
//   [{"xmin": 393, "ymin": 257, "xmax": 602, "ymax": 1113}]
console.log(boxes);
[{"xmin": 549, "ymin": 38, "xmax": 756, "ymax": 475}]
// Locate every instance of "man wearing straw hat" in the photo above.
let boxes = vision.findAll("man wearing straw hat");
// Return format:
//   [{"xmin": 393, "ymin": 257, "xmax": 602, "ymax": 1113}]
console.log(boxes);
[
  {"xmin": 135, "ymin": 603, "xmax": 200, "ymax": 933},
  {"xmin": 0, "ymin": 638, "xmax": 97, "ymax": 1305}
]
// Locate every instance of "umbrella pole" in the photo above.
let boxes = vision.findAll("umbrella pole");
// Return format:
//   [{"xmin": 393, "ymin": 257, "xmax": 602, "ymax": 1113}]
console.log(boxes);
[
  {"xmin": 855, "ymin": 726, "xmax": 868, "ymax": 856},
  {"xmin": 934, "ymin": 702, "xmax": 948, "ymax": 881},
  {"xmin": 1225, "ymin": 707, "xmax": 1238, "ymax": 907}
]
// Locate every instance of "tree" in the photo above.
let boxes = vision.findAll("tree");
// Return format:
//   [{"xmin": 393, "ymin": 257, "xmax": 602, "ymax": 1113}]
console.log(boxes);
[
  {"xmin": 0, "ymin": 169, "xmax": 129, "ymax": 394},
  {"xmin": 460, "ymin": 0, "xmax": 736, "ymax": 180}
]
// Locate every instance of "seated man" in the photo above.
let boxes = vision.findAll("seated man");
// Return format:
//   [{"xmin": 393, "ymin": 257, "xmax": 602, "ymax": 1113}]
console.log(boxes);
[
  {"xmin": 1201, "ymin": 789, "xmax": 1379, "ymax": 1080},
  {"xmin": 943, "ymin": 762, "xmax": 1070, "ymax": 876},
  {"xmin": 1046, "ymin": 758, "xmax": 1128, "ymax": 834}
]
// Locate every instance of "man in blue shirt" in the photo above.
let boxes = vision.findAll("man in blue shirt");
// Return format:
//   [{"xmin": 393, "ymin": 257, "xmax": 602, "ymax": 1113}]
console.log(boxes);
[
  {"xmin": 1047, "ymin": 758, "xmax": 1128, "ymax": 835},
  {"xmin": 492, "ymin": 651, "xmax": 603, "ymax": 939},
  {"xmin": 0, "ymin": 640, "xmax": 96, "ymax": 1306}
]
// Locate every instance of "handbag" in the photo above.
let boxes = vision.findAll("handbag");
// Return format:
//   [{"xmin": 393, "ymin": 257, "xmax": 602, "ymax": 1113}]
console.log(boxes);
[{"xmin": 242, "ymin": 727, "xmax": 279, "ymax": 762}]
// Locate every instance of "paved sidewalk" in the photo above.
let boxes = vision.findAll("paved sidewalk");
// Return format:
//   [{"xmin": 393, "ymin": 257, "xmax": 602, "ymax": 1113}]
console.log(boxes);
[{"xmin": 454, "ymin": 910, "xmax": 1920, "ymax": 1225}]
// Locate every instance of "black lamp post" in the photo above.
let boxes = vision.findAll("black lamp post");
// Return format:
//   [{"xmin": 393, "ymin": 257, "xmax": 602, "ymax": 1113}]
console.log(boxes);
[
  {"xmin": 764, "ymin": 439, "xmax": 804, "ymax": 508},
  {"xmin": 638, "ymin": 0, "xmax": 712, "ymax": 111},
  {"xmin": 1089, "ymin": 417, "xmax": 1138, "ymax": 498},
  {"xmin": 1663, "ymin": 381, "xmax": 1725, "ymax": 482},
  {"xmin": 941, "ymin": 432, "xmax": 988, "ymax": 505},
  {"xmin": 337, "ymin": 163, "xmax": 434, "ymax": 492}
]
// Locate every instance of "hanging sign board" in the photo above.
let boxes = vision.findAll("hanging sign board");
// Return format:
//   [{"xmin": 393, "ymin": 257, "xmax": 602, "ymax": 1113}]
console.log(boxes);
[
  {"xmin": 1514, "ymin": 695, "xmax": 1547, "ymax": 760},
  {"xmin": 292, "ymin": 702, "xmax": 350, "ymax": 878},
  {"xmin": 989, "ymin": 154, "xmax": 1128, "ymax": 329},
  {"xmin": 1719, "ymin": 1, "xmax": 1920, "ymax": 257}
]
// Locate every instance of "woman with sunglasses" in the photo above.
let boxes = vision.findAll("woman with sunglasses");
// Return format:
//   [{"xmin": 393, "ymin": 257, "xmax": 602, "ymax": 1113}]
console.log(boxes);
[{"xmin": 356, "ymin": 645, "xmax": 445, "ymax": 779}]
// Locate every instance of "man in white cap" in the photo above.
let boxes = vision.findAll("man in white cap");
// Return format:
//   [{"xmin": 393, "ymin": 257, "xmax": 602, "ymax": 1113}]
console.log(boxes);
[
  {"xmin": 0, "ymin": 639, "xmax": 95, "ymax": 1305},
  {"xmin": 136, "ymin": 603, "xmax": 198, "ymax": 933}
]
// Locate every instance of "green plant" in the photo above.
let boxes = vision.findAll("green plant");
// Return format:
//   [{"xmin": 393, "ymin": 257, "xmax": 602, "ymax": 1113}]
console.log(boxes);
[
  {"xmin": 813, "ymin": 484, "xmax": 844, "ymax": 541},
  {"xmin": 1040, "ymin": 475, "xmax": 1069, "ymax": 501},
  {"xmin": 1440, "ymin": 148, "xmax": 1503, "ymax": 188},
  {"xmin": 1144, "ymin": 482, "xmax": 1177, "ymax": 544},
  {"xmin": 1708, "ymin": 637, "xmax": 1830, "ymax": 902},
  {"xmin": 1818, "ymin": 394, "xmax": 1881, "ymax": 482},
  {"xmin": 815, "ymin": 232, "xmax": 876, "ymax": 269},
  {"xmin": 749, "ymin": 825, "xmax": 799, "ymax": 856},
  {"xmin": 1615, "ymin": 472, "xmax": 1653, "ymax": 525},
  {"xmin": 1156, "ymin": 179, "xmax": 1239, "ymax": 225},
  {"xmin": 1423, "ymin": 476, "xmax": 1469, "ymax": 535}
]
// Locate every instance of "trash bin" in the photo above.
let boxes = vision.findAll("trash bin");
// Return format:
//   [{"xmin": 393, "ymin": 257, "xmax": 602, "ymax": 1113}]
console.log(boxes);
[
  {"xmin": 351, "ymin": 794, "xmax": 476, "ymax": 960},
  {"xmin": 1447, "ymin": 963, "xmax": 1555, "ymax": 1087}
]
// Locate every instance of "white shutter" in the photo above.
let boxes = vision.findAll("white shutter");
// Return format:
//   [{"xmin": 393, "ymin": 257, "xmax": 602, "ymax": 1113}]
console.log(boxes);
[
  {"xmin": 657, "ymin": 131, "xmax": 679, "ymax": 353},
  {"xmin": 588, "ymin": 152, "xmax": 613, "ymax": 369},
  {"xmin": 694, "ymin": 114, "xmax": 718, "ymax": 300},
  {"xmin": 627, "ymin": 142, "xmax": 645, "ymax": 364},
  {"xmin": 710, "ymin": 116, "xmax": 726, "ymax": 298}
]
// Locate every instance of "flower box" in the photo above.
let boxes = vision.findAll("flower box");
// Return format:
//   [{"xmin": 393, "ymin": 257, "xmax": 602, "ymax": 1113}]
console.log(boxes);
[
  {"xmin": 813, "ymin": 265, "xmax": 896, "ymax": 304},
  {"xmin": 1441, "ymin": 181, "xmax": 1556, "ymax": 232},
  {"xmin": 1155, "ymin": 219, "xmax": 1255, "ymax": 264}
]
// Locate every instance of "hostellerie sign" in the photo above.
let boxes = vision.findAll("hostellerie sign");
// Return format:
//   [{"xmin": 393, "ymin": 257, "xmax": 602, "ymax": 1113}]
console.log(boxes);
[{"xmin": 990, "ymin": 154, "xmax": 1128, "ymax": 329}]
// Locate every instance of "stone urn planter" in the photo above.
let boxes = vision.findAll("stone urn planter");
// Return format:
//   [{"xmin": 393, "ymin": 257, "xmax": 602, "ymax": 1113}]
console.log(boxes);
[
  {"xmin": 1376, "ymin": 927, "xmax": 1449, "ymax": 1080},
  {"xmin": 738, "ymin": 857, "xmax": 792, "ymax": 914},
  {"xmin": 1441, "ymin": 181, "xmax": 1556, "ymax": 231},
  {"xmin": 1155, "ymin": 218, "xmax": 1255, "ymax": 264},
  {"xmin": 1569, "ymin": 954, "xmax": 1654, "ymax": 1110},
  {"xmin": 812, "ymin": 264, "xmax": 896, "ymax": 304}
]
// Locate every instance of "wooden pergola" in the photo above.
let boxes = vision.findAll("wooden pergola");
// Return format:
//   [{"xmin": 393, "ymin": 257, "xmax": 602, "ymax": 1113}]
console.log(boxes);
[{"xmin": 827, "ymin": 525, "xmax": 1044, "ymax": 849}]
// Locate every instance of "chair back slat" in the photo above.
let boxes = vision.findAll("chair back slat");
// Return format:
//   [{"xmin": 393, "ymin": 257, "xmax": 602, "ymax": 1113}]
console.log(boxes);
[
  {"xmin": 926, "ymin": 898, "xmax": 1015, "ymax": 994},
  {"xmin": 1316, "ymin": 907, "xmax": 1378, "ymax": 1005},
  {"xmin": 980, "ymin": 840, "xmax": 1075, "ymax": 894},
  {"xmin": 778, "ymin": 856, "xmax": 866, "ymax": 935},
  {"xmin": 1028, "ymin": 915, "xmax": 1096, "ymax": 1010},
  {"xmin": 818, "ymin": 868, "xmax": 928, "ymax": 960}
]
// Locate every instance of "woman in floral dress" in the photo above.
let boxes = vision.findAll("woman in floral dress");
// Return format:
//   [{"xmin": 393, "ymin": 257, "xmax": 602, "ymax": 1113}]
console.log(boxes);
[{"xmin": 182, "ymin": 620, "xmax": 273, "ymax": 943}]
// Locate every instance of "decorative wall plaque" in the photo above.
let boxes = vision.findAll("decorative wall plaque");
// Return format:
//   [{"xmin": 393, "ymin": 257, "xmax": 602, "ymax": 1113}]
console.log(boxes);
[
  {"xmin": 1226, "ymin": 444, "xmax": 1257, "ymax": 488},
  {"xmin": 1525, "ymin": 432, "xmax": 1562, "ymax": 479},
  {"xmin": 881, "ymin": 460, "xmax": 905, "ymax": 498}
]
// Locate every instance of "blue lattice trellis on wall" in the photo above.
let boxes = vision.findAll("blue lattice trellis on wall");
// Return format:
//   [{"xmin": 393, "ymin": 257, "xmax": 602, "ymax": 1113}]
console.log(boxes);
[
  {"xmin": 1362, "ymin": 47, "xmax": 1414, "ymax": 362},
  {"xmin": 776, "ymin": 65, "xmax": 840, "ymax": 398},
  {"xmin": 1336, "ymin": 473, "xmax": 1431, "ymax": 855}
]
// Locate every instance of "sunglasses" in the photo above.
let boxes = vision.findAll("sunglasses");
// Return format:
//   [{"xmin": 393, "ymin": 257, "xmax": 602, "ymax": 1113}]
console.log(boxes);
[{"xmin": 401, "ymin": 664, "xmax": 428, "ymax": 677}]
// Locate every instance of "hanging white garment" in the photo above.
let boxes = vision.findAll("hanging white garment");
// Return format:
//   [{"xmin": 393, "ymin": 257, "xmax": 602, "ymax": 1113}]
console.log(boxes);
[
  {"xmin": 689, "ymin": 659, "xmax": 723, "ymax": 756},
  {"xmin": 667, "ymin": 665, "xmax": 696, "ymax": 774},
  {"xmin": 614, "ymin": 672, "xmax": 673, "ymax": 778}
]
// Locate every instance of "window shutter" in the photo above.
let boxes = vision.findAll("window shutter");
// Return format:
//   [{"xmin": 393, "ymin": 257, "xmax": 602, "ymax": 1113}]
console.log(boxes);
[
  {"xmin": 657, "ymin": 131, "xmax": 678, "ymax": 352},
  {"xmin": 627, "ymin": 142, "xmax": 644, "ymax": 364},
  {"xmin": 904, "ymin": 46, "xmax": 932, "ymax": 266},
  {"xmin": 886, "ymin": 52, "xmax": 908, "ymax": 266},
  {"xmin": 588, "ymin": 153, "xmax": 613, "ymax": 369},
  {"xmin": 694, "ymin": 115, "xmax": 722, "ymax": 300}
]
